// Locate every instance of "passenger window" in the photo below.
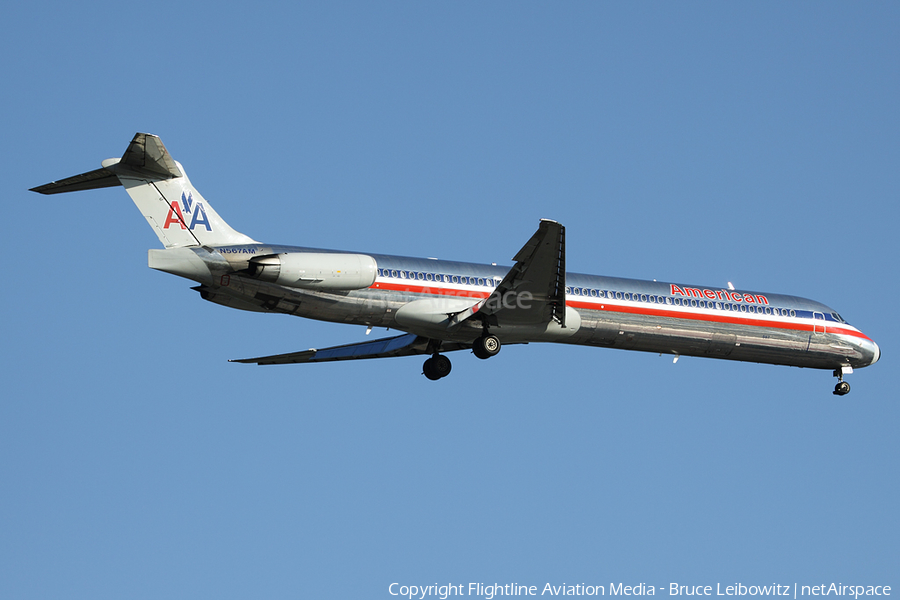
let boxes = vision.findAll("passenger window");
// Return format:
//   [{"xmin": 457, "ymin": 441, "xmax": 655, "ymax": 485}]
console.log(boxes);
[
  {"xmin": 391, "ymin": 269, "xmax": 398, "ymax": 278},
  {"xmin": 790, "ymin": 310, "xmax": 796, "ymax": 317},
  {"xmin": 590, "ymin": 289, "xmax": 598, "ymax": 297},
  {"xmin": 666, "ymin": 297, "xmax": 673, "ymax": 305},
  {"xmin": 426, "ymin": 273, "xmax": 434, "ymax": 281},
  {"xmin": 565, "ymin": 286, "xmax": 571, "ymax": 294},
  {"xmin": 451, "ymin": 275, "xmax": 459, "ymax": 284}
]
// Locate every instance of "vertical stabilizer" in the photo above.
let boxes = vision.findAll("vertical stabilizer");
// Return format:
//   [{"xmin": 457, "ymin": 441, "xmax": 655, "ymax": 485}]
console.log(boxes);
[{"xmin": 30, "ymin": 133, "xmax": 257, "ymax": 248}]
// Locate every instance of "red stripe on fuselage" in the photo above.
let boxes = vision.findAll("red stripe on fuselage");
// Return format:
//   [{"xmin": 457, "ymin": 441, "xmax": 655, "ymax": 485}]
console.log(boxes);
[
  {"xmin": 369, "ymin": 281, "xmax": 871, "ymax": 341},
  {"xmin": 566, "ymin": 299, "xmax": 871, "ymax": 340}
]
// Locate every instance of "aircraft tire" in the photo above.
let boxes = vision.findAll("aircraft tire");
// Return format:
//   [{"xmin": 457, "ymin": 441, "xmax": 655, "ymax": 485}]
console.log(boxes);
[
  {"xmin": 473, "ymin": 334, "xmax": 501, "ymax": 360},
  {"xmin": 432, "ymin": 354, "xmax": 452, "ymax": 378},
  {"xmin": 423, "ymin": 357, "xmax": 440, "ymax": 380},
  {"xmin": 423, "ymin": 355, "xmax": 452, "ymax": 380},
  {"xmin": 833, "ymin": 381, "xmax": 850, "ymax": 396}
]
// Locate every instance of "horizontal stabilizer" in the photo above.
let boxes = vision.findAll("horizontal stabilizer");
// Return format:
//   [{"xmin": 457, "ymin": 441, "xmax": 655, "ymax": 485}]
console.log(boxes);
[
  {"xmin": 30, "ymin": 133, "xmax": 181, "ymax": 195},
  {"xmin": 30, "ymin": 167, "xmax": 120, "ymax": 195},
  {"xmin": 116, "ymin": 132, "xmax": 181, "ymax": 179}
]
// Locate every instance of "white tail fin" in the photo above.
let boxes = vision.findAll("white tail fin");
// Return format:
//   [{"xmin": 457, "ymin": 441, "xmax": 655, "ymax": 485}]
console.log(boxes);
[{"xmin": 31, "ymin": 133, "xmax": 257, "ymax": 248}]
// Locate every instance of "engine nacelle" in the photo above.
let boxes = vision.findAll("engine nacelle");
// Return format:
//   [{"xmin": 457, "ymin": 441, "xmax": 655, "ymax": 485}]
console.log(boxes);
[{"xmin": 247, "ymin": 252, "xmax": 377, "ymax": 290}]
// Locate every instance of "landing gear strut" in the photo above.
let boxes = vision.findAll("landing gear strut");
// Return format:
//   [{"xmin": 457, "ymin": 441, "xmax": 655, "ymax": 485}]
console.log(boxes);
[
  {"xmin": 423, "ymin": 354, "xmax": 452, "ymax": 381},
  {"xmin": 472, "ymin": 334, "xmax": 501, "ymax": 360},
  {"xmin": 833, "ymin": 369, "xmax": 851, "ymax": 396}
]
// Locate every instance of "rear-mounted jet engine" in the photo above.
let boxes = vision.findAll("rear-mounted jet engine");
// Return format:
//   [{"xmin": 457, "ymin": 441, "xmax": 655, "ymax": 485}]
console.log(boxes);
[{"xmin": 247, "ymin": 252, "xmax": 377, "ymax": 290}]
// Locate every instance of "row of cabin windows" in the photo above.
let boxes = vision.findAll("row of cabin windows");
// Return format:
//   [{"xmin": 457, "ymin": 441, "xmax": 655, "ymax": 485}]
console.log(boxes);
[
  {"xmin": 566, "ymin": 287, "xmax": 798, "ymax": 317},
  {"xmin": 377, "ymin": 268, "xmax": 498, "ymax": 287},
  {"xmin": 376, "ymin": 269, "xmax": 820, "ymax": 321}
]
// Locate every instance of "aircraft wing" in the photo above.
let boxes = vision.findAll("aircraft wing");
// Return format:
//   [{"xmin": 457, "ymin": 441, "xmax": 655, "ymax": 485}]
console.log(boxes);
[
  {"xmin": 230, "ymin": 333, "xmax": 471, "ymax": 365},
  {"xmin": 451, "ymin": 219, "xmax": 566, "ymax": 329}
]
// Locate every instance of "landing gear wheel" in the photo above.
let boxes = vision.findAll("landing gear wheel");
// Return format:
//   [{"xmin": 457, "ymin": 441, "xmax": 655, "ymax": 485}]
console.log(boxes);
[
  {"xmin": 833, "ymin": 381, "xmax": 850, "ymax": 396},
  {"xmin": 472, "ymin": 334, "xmax": 501, "ymax": 360},
  {"xmin": 832, "ymin": 368, "xmax": 852, "ymax": 396},
  {"xmin": 423, "ymin": 354, "xmax": 452, "ymax": 380}
]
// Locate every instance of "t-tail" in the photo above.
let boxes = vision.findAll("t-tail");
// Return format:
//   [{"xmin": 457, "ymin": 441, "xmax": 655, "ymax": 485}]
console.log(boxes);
[{"xmin": 30, "ymin": 133, "xmax": 257, "ymax": 248}]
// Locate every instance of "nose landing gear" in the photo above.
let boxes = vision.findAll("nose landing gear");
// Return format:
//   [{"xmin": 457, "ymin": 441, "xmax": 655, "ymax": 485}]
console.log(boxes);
[{"xmin": 833, "ymin": 368, "xmax": 851, "ymax": 396}]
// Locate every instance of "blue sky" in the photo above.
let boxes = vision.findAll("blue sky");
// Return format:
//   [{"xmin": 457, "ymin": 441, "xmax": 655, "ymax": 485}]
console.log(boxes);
[{"xmin": 2, "ymin": 3, "xmax": 897, "ymax": 598}]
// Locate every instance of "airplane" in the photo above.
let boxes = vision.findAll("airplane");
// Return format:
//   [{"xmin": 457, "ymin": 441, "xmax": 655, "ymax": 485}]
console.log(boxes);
[{"xmin": 31, "ymin": 133, "xmax": 880, "ymax": 395}]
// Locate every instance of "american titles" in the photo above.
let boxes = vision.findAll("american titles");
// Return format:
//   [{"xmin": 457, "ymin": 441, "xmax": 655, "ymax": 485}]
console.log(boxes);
[{"xmin": 671, "ymin": 285, "xmax": 768, "ymax": 305}]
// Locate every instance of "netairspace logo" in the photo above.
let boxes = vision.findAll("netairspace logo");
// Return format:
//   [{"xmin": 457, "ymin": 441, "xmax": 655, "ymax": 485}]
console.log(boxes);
[{"xmin": 387, "ymin": 583, "xmax": 892, "ymax": 600}]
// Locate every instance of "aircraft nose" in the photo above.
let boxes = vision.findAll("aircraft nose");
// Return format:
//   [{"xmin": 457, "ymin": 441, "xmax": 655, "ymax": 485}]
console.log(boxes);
[{"xmin": 860, "ymin": 337, "xmax": 880, "ymax": 367}]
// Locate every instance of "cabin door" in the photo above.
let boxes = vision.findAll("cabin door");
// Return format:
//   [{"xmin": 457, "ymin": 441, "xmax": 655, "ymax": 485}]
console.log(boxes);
[{"xmin": 812, "ymin": 312, "xmax": 826, "ymax": 334}]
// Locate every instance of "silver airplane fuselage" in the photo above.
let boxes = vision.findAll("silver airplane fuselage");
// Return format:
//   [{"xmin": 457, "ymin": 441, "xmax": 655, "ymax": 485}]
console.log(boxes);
[
  {"xmin": 185, "ymin": 242, "xmax": 879, "ymax": 373},
  {"xmin": 32, "ymin": 133, "xmax": 880, "ymax": 393}
]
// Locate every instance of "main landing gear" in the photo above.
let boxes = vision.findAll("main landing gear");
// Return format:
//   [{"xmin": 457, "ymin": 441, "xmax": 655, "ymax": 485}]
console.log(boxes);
[
  {"xmin": 472, "ymin": 333, "xmax": 501, "ymax": 360},
  {"xmin": 422, "ymin": 334, "xmax": 502, "ymax": 381},
  {"xmin": 423, "ymin": 354, "xmax": 452, "ymax": 381},
  {"xmin": 833, "ymin": 369, "xmax": 851, "ymax": 396}
]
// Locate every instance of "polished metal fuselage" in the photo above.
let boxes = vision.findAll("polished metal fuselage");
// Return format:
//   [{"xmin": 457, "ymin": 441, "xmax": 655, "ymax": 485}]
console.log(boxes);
[{"xmin": 188, "ymin": 244, "xmax": 879, "ymax": 372}]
